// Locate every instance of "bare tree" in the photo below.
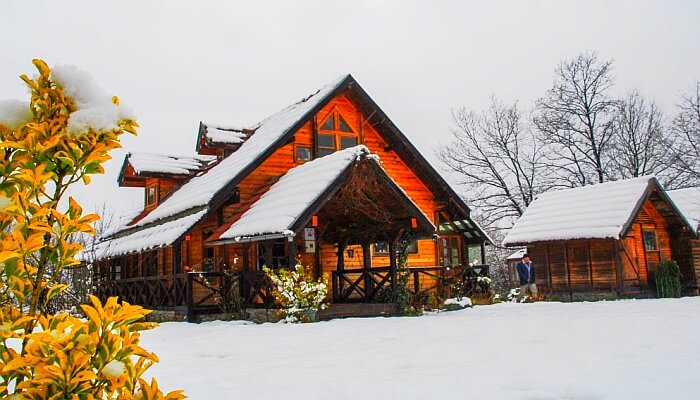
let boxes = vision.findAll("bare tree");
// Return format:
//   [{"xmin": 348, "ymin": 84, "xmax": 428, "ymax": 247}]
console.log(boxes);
[
  {"xmin": 609, "ymin": 91, "xmax": 673, "ymax": 184},
  {"xmin": 669, "ymin": 81, "xmax": 700, "ymax": 187},
  {"xmin": 47, "ymin": 203, "xmax": 118, "ymax": 313},
  {"xmin": 534, "ymin": 51, "xmax": 618, "ymax": 186},
  {"xmin": 439, "ymin": 97, "xmax": 545, "ymax": 227}
]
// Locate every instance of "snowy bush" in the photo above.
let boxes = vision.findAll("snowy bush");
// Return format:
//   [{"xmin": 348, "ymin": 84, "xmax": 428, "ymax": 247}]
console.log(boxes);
[
  {"xmin": 444, "ymin": 296, "xmax": 472, "ymax": 311},
  {"xmin": 264, "ymin": 263, "xmax": 328, "ymax": 323}
]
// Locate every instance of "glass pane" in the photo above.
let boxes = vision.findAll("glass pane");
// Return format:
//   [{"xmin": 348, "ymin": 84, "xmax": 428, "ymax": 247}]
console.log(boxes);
[
  {"xmin": 468, "ymin": 245, "xmax": 482, "ymax": 265},
  {"xmin": 338, "ymin": 115, "xmax": 353, "ymax": 132},
  {"xmin": 321, "ymin": 115, "xmax": 335, "ymax": 131},
  {"xmin": 340, "ymin": 136, "xmax": 357, "ymax": 149},
  {"xmin": 374, "ymin": 241, "xmax": 389, "ymax": 254},
  {"xmin": 296, "ymin": 146, "xmax": 312, "ymax": 161},
  {"xmin": 317, "ymin": 148, "xmax": 335, "ymax": 158},
  {"xmin": 317, "ymin": 134, "xmax": 335, "ymax": 148},
  {"xmin": 643, "ymin": 230, "xmax": 657, "ymax": 251}
]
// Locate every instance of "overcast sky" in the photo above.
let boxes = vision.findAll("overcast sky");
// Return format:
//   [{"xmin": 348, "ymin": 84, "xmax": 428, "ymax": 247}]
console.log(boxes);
[{"xmin": 2, "ymin": 0, "xmax": 699, "ymax": 217}]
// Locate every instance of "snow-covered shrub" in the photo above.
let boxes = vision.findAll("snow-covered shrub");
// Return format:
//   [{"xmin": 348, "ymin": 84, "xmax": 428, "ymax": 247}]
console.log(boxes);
[
  {"xmin": 477, "ymin": 275, "xmax": 492, "ymax": 289},
  {"xmin": 264, "ymin": 263, "xmax": 328, "ymax": 323},
  {"xmin": 444, "ymin": 296, "xmax": 472, "ymax": 311}
]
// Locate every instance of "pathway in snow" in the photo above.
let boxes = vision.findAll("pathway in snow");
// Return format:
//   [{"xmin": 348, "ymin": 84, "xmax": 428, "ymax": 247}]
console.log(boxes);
[{"xmin": 141, "ymin": 298, "xmax": 700, "ymax": 400}]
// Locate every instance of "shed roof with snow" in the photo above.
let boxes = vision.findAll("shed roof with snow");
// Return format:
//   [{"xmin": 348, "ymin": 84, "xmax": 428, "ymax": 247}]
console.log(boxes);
[
  {"xmin": 667, "ymin": 187, "xmax": 700, "ymax": 232},
  {"xmin": 502, "ymin": 176, "xmax": 696, "ymax": 246}
]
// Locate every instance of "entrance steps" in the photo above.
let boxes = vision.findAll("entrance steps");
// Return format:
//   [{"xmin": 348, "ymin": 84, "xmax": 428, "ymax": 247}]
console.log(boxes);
[{"xmin": 318, "ymin": 303, "xmax": 400, "ymax": 320}]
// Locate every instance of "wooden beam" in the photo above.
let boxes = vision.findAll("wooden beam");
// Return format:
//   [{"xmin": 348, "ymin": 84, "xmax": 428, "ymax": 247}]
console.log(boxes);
[
  {"xmin": 242, "ymin": 243, "xmax": 250, "ymax": 272},
  {"xmin": 565, "ymin": 241, "xmax": 573, "ymax": 301},
  {"xmin": 288, "ymin": 239, "xmax": 297, "ymax": 268},
  {"xmin": 587, "ymin": 240, "xmax": 594, "ymax": 289},
  {"xmin": 337, "ymin": 241, "xmax": 346, "ymax": 272},
  {"xmin": 614, "ymin": 240, "xmax": 623, "ymax": 295}
]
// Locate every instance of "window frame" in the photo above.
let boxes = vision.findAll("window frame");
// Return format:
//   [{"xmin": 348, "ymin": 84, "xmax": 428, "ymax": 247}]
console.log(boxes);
[
  {"xmin": 315, "ymin": 107, "xmax": 359, "ymax": 158},
  {"xmin": 642, "ymin": 229, "xmax": 659, "ymax": 252},
  {"xmin": 145, "ymin": 182, "xmax": 159, "ymax": 207},
  {"xmin": 294, "ymin": 143, "xmax": 313, "ymax": 163}
]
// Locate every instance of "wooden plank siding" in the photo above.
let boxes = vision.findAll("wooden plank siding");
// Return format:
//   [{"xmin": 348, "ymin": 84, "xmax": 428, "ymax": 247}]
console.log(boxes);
[
  {"xmin": 525, "ymin": 198, "xmax": 681, "ymax": 297},
  {"xmin": 107, "ymin": 90, "xmax": 477, "ymax": 306}
]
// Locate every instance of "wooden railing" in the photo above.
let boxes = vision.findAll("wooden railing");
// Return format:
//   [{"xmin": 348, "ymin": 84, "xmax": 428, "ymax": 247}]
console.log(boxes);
[
  {"xmin": 332, "ymin": 265, "xmax": 489, "ymax": 303},
  {"xmin": 95, "ymin": 270, "xmax": 275, "ymax": 322},
  {"xmin": 95, "ymin": 273, "xmax": 188, "ymax": 309}
]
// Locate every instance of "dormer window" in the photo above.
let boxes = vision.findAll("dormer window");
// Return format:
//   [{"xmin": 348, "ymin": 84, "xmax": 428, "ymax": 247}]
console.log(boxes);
[
  {"xmin": 145, "ymin": 183, "xmax": 158, "ymax": 207},
  {"xmin": 316, "ymin": 108, "xmax": 358, "ymax": 158}
]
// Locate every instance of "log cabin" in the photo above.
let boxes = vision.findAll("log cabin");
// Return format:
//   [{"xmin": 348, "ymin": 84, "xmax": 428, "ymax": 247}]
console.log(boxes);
[
  {"xmin": 92, "ymin": 74, "xmax": 492, "ymax": 320},
  {"xmin": 502, "ymin": 176, "xmax": 699, "ymax": 299}
]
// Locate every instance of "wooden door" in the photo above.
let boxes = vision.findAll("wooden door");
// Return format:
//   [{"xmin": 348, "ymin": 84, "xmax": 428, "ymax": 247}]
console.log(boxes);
[
  {"xmin": 439, "ymin": 236, "xmax": 461, "ymax": 267},
  {"xmin": 619, "ymin": 237, "xmax": 642, "ymax": 292}
]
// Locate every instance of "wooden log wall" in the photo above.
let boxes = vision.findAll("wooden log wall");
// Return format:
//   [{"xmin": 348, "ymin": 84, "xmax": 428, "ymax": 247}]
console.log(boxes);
[
  {"xmin": 118, "ymin": 90, "xmax": 471, "ymax": 304},
  {"xmin": 528, "ymin": 239, "xmax": 618, "ymax": 293}
]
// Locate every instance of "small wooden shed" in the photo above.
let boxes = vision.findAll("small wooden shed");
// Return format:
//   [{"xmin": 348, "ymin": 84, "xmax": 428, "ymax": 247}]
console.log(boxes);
[{"xmin": 502, "ymin": 177, "xmax": 698, "ymax": 298}]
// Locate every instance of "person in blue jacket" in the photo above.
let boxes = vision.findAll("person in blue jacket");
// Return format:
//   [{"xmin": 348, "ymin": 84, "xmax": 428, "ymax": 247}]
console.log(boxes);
[{"xmin": 516, "ymin": 253, "xmax": 538, "ymax": 302}]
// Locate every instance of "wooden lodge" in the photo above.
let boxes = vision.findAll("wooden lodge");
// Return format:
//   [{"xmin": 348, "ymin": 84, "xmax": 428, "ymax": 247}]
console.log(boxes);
[
  {"xmin": 92, "ymin": 74, "xmax": 492, "ymax": 320},
  {"xmin": 502, "ymin": 177, "xmax": 700, "ymax": 299}
]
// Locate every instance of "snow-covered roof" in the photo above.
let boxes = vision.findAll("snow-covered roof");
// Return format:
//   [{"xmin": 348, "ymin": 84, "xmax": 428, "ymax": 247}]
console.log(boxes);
[
  {"xmin": 217, "ymin": 146, "xmax": 372, "ymax": 241},
  {"xmin": 503, "ymin": 176, "xmax": 658, "ymax": 246},
  {"xmin": 666, "ymin": 187, "xmax": 700, "ymax": 231},
  {"xmin": 93, "ymin": 209, "xmax": 207, "ymax": 259},
  {"xmin": 507, "ymin": 249, "xmax": 527, "ymax": 260},
  {"xmin": 127, "ymin": 152, "xmax": 216, "ymax": 176},
  {"xmin": 201, "ymin": 123, "xmax": 247, "ymax": 145},
  {"xmin": 134, "ymin": 74, "xmax": 350, "ymax": 228}
]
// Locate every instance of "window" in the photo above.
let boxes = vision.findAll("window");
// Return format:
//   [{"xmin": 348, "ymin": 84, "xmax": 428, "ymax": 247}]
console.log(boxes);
[
  {"xmin": 643, "ymin": 230, "xmax": 658, "ymax": 251},
  {"xmin": 295, "ymin": 145, "xmax": 312, "ymax": 162},
  {"xmin": 340, "ymin": 136, "xmax": 357, "ymax": 149},
  {"xmin": 373, "ymin": 239, "xmax": 419, "ymax": 255},
  {"xmin": 316, "ymin": 108, "xmax": 359, "ymax": 157},
  {"xmin": 257, "ymin": 239, "xmax": 288, "ymax": 269},
  {"xmin": 468, "ymin": 244, "xmax": 483, "ymax": 265},
  {"xmin": 145, "ymin": 183, "xmax": 158, "ymax": 207},
  {"xmin": 373, "ymin": 241, "xmax": 389, "ymax": 255},
  {"xmin": 317, "ymin": 133, "xmax": 336, "ymax": 157},
  {"xmin": 440, "ymin": 236, "xmax": 461, "ymax": 267}
]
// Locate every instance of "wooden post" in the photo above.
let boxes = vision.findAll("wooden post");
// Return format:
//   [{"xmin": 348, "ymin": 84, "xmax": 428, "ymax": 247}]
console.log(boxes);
[
  {"xmin": 242, "ymin": 243, "xmax": 250, "ymax": 272},
  {"xmin": 288, "ymin": 238, "xmax": 297, "ymax": 268},
  {"xmin": 389, "ymin": 230, "xmax": 403, "ymax": 302},
  {"xmin": 186, "ymin": 272, "xmax": 194, "ymax": 323},
  {"xmin": 173, "ymin": 240, "xmax": 182, "ymax": 274},
  {"xmin": 388, "ymin": 239, "xmax": 397, "ymax": 301},
  {"xmin": 565, "ymin": 241, "xmax": 573, "ymax": 301},
  {"xmin": 362, "ymin": 242, "xmax": 372, "ymax": 302},
  {"xmin": 545, "ymin": 243, "xmax": 552, "ymax": 289},
  {"xmin": 587, "ymin": 240, "xmax": 594, "ymax": 290},
  {"xmin": 337, "ymin": 241, "xmax": 346, "ymax": 272},
  {"xmin": 614, "ymin": 240, "xmax": 623, "ymax": 295}
]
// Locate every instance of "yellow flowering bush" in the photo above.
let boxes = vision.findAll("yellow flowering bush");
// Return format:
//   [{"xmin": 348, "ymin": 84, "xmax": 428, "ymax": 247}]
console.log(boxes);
[{"xmin": 0, "ymin": 59, "xmax": 184, "ymax": 398}]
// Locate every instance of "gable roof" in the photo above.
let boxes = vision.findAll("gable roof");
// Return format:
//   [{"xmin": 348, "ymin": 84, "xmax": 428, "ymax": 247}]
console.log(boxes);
[
  {"xmin": 92, "ymin": 209, "xmax": 207, "ymax": 259},
  {"xmin": 102, "ymin": 74, "xmax": 492, "ymax": 257},
  {"xmin": 208, "ymin": 145, "xmax": 435, "ymax": 243},
  {"xmin": 129, "ymin": 74, "xmax": 352, "ymax": 229},
  {"xmin": 196, "ymin": 122, "xmax": 249, "ymax": 152},
  {"xmin": 502, "ymin": 176, "xmax": 696, "ymax": 246},
  {"xmin": 119, "ymin": 152, "xmax": 216, "ymax": 180},
  {"xmin": 666, "ymin": 187, "xmax": 700, "ymax": 232}
]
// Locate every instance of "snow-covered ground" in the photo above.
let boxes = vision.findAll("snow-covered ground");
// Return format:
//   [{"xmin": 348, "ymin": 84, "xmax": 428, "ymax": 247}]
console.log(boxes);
[{"xmin": 141, "ymin": 298, "xmax": 700, "ymax": 400}]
